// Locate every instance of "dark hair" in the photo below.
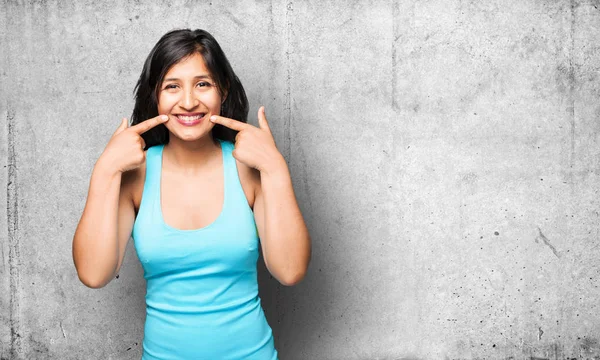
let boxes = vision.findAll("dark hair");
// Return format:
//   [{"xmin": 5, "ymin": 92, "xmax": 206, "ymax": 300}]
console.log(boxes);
[{"xmin": 131, "ymin": 29, "xmax": 248, "ymax": 149}]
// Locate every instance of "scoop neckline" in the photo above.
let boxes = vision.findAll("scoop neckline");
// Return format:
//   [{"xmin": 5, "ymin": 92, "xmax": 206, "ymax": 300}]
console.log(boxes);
[{"xmin": 156, "ymin": 140, "xmax": 227, "ymax": 233}]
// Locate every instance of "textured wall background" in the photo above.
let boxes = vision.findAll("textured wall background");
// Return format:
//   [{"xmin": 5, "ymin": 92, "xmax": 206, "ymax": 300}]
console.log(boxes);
[{"xmin": 1, "ymin": 0, "xmax": 600, "ymax": 359}]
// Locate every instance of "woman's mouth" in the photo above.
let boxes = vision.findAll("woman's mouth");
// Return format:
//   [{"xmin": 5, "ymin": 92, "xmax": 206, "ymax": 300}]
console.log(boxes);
[{"xmin": 174, "ymin": 113, "xmax": 205, "ymax": 126}]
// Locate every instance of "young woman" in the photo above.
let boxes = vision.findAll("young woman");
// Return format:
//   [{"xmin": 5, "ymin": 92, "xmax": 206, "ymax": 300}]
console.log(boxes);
[{"xmin": 72, "ymin": 29, "xmax": 311, "ymax": 359}]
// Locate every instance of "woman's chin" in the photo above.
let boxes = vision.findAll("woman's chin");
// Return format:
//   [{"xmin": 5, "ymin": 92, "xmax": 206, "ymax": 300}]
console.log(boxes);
[
  {"xmin": 166, "ymin": 122, "xmax": 215, "ymax": 143},
  {"xmin": 170, "ymin": 130, "xmax": 211, "ymax": 143}
]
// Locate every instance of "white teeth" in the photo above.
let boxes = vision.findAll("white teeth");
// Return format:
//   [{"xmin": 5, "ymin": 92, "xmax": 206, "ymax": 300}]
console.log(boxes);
[{"xmin": 178, "ymin": 114, "xmax": 204, "ymax": 121}]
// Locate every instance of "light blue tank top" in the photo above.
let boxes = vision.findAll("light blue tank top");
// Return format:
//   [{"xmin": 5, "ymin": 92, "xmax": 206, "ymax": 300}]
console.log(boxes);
[{"xmin": 132, "ymin": 139, "xmax": 278, "ymax": 360}]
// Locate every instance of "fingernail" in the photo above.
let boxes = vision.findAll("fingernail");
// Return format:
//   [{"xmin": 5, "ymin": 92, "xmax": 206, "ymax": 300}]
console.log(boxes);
[
  {"xmin": 160, "ymin": 115, "xmax": 168, "ymax": 121},
  {"xmin": 210, "ymin": 115, "xmax": 217, "ymax": 121}
]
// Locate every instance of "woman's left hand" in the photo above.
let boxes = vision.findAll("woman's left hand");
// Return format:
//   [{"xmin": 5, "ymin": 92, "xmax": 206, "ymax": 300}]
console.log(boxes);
[{"xmin": 210, "ymin": 106, "xmax": 286, "ymax": 175}]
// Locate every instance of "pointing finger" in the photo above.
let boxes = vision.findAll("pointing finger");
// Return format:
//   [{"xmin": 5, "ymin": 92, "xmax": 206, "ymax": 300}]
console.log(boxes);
[
  {"xmin": 112, "ymin": 118, "xmax": 128, "ymax": 136},
  {"xmin": 257, "ymin": 106, "xmax": 271, "ymax": 133},
  {"xmin": 129, "ymin": 115, "xmax": 169, "ymax": 135},
  {"xmin": 210, "ymin": 115, "xmax": 250, "ymax": 131}
]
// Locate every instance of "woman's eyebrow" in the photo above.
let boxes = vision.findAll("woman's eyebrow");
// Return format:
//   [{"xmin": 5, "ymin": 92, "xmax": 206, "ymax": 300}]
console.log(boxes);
[{"xmin": 163, "ymin": 75, "xmax": 212, "ymax": 82}]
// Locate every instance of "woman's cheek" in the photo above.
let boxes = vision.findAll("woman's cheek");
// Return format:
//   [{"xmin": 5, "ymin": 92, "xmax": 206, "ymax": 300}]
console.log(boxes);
[
  {"xmin": 196, "ymin": 89, "xmax": 221, "ymax": 110},
  {"xmin": 202, "ymin": 98, "xmax": 220, "ymax": 113},
  {"xmin": 157, "ymin": 93, "xmax": 178, "ymax": 112}
]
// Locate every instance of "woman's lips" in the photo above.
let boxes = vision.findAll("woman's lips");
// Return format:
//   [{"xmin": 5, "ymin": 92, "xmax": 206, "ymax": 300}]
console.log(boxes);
[{"xmin": 174, "ymin": 113, "xmax": 205, "ymax": 126}]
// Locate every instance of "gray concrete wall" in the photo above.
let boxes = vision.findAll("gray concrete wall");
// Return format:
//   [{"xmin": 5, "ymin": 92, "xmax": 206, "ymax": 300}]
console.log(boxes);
[{"xmin": 1, "ymin": 0, "xmax": 600, "ymax": 359}]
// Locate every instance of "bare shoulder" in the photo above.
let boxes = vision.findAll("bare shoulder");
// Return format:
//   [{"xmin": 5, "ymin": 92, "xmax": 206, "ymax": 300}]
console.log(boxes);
[
  {"xmin": 235, "ymin": 159, "xmax": 261, "ymax": 209},
  {"xmin": 121, "ymin": 155, "xmax": 147, "ymax": 212}
]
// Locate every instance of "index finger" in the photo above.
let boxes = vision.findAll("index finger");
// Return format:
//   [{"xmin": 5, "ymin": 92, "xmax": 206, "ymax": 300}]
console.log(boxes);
[
  {"xmin": 210, "ymin": 115, "xmax": 251, "ymax": 131},
  {"xmin": 129, "ymin": 115, "xmax": 169, "ymax": 135}
]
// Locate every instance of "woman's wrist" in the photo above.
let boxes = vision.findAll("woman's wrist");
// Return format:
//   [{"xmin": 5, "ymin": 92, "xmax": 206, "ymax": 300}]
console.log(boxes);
[
  {"xmin": 93, "ymin": 156, "xmax": 123, "ymax": 180},
  {"xmin": 260, "ymin": 154, "xmax": 288, "ymax": 178}
]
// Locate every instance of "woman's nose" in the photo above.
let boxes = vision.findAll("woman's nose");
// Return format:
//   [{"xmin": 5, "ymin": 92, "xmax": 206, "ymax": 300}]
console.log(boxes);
[{"xmin": 180, "ymin": 91, "xmax": 199, "ymax": 110}]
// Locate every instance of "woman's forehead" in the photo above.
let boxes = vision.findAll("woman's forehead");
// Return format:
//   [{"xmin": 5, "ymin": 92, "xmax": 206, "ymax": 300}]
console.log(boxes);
[{"xmin": 164, "ymin": 53, "xmax": 211, "ymax": 80}]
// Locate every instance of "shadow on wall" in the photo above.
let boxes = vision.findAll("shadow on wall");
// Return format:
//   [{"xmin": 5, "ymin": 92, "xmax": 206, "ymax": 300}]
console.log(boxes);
[
  {"xmin": 258, "ymin": 236, "xmax": 333, "ymax": 356},
  {"xmin": 259, "ymin": 250, "xmax": 332, "ymax": 357},
  {"xmin": 524, "ymin": 336, "xmax": 600, "ymax": 360},
  {"xmin": 258, "ymin": 255, "xmax": 283, "ymax": 336},
  {"xmin": 448, "ymin": 336, "xmax": 600, "ymax": 360},
  {"xmin": 106, "ymin": 243, "xmax": 147, "ymax": 358},
  {"xmin": 257, "ymin": 205, "xmax": 337, "ymax": 357}
]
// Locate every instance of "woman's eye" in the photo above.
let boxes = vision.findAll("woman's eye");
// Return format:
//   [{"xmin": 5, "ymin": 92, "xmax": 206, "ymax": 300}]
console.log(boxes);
[
  {"xmin": 164, "ymin": 84, "xmax": 178, "ymax": 90},
  {"xmin": 197, "ymin": 82, "xmax": 211, "ymax": 88}
]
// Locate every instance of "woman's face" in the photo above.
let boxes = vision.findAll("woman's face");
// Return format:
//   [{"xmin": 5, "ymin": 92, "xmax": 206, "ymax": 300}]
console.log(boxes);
[{"xmin": 157, "ymin": 52, "xmax": 223, "ymax": 142}]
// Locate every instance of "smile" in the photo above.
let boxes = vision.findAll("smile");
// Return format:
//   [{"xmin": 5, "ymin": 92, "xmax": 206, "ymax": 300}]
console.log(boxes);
[{"xmin": 175, "ymin": 113, "xmax": 205, "ymax": 126}]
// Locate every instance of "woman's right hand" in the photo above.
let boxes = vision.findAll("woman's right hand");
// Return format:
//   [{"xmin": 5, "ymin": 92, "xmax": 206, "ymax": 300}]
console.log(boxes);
[
  {"xmin": 98, "ymin": 115, "xmax": 169, "ymax": 173},
  {"xmin": 73, "ymin": 114, "xmax": 168, "ymax": 288}
]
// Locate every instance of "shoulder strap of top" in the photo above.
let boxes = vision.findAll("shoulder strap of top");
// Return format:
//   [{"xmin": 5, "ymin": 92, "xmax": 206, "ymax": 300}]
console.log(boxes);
[
  {"xmin": 218, "ymin": 139, "xmax": 249, "ymax": 208},
  {"xmin": 142, "ymin": 144, "xmax": 164, "ymax": 205},
  {"xmin": 219, "ymin": 139, "xmax": 234, "ymax": 169}
]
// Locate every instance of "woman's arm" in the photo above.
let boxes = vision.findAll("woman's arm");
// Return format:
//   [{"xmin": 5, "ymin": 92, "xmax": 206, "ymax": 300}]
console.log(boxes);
[
  {"xmin": 210, "ymin": 107, "xmax": 311, "ymax": 286},
  {"xmin": 253, "ymin": 162, "xmax": 311, "ymax": 286},
  {"xmin": 72, "ymin": 163, "xmax": 136, "ymax": 288},
  {"xmin": 72, "ymin": 115, "xmax": 168, "ymax": 288}
]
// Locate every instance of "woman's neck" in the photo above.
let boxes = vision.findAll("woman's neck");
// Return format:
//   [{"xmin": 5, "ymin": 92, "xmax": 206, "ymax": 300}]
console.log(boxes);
[{"xmin": 163, "ymin": 135, "xmax": 221, "ymax": 174}]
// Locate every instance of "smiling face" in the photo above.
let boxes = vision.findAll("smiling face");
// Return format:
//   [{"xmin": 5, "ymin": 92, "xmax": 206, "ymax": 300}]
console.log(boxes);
[{"xmin": 157, "ymin": 52, "xmax": 224, "ymax": 143}]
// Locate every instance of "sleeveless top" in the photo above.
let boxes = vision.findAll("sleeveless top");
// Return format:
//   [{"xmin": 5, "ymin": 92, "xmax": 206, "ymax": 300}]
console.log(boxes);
[{"xmin": 132, "ymin": 139, "xmax": 278, "ymax": 360}]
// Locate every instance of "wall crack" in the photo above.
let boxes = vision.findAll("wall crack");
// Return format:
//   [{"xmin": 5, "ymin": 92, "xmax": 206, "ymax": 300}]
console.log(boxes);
[{"xmin": 7, "ymin": 108, "xmax": 21, "ymax": 358}]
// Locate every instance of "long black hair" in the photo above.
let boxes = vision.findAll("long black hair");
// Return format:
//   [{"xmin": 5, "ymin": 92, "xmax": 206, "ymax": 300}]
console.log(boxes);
[{"xmin": 131, "ymin": 29, "xmax": 248, "ymax": 149}]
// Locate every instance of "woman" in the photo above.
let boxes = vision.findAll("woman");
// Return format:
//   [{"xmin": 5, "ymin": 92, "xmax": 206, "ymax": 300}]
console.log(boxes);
[{"xmin": 72, "ymin": 28, "xmax": 311, "ymax": 359}]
